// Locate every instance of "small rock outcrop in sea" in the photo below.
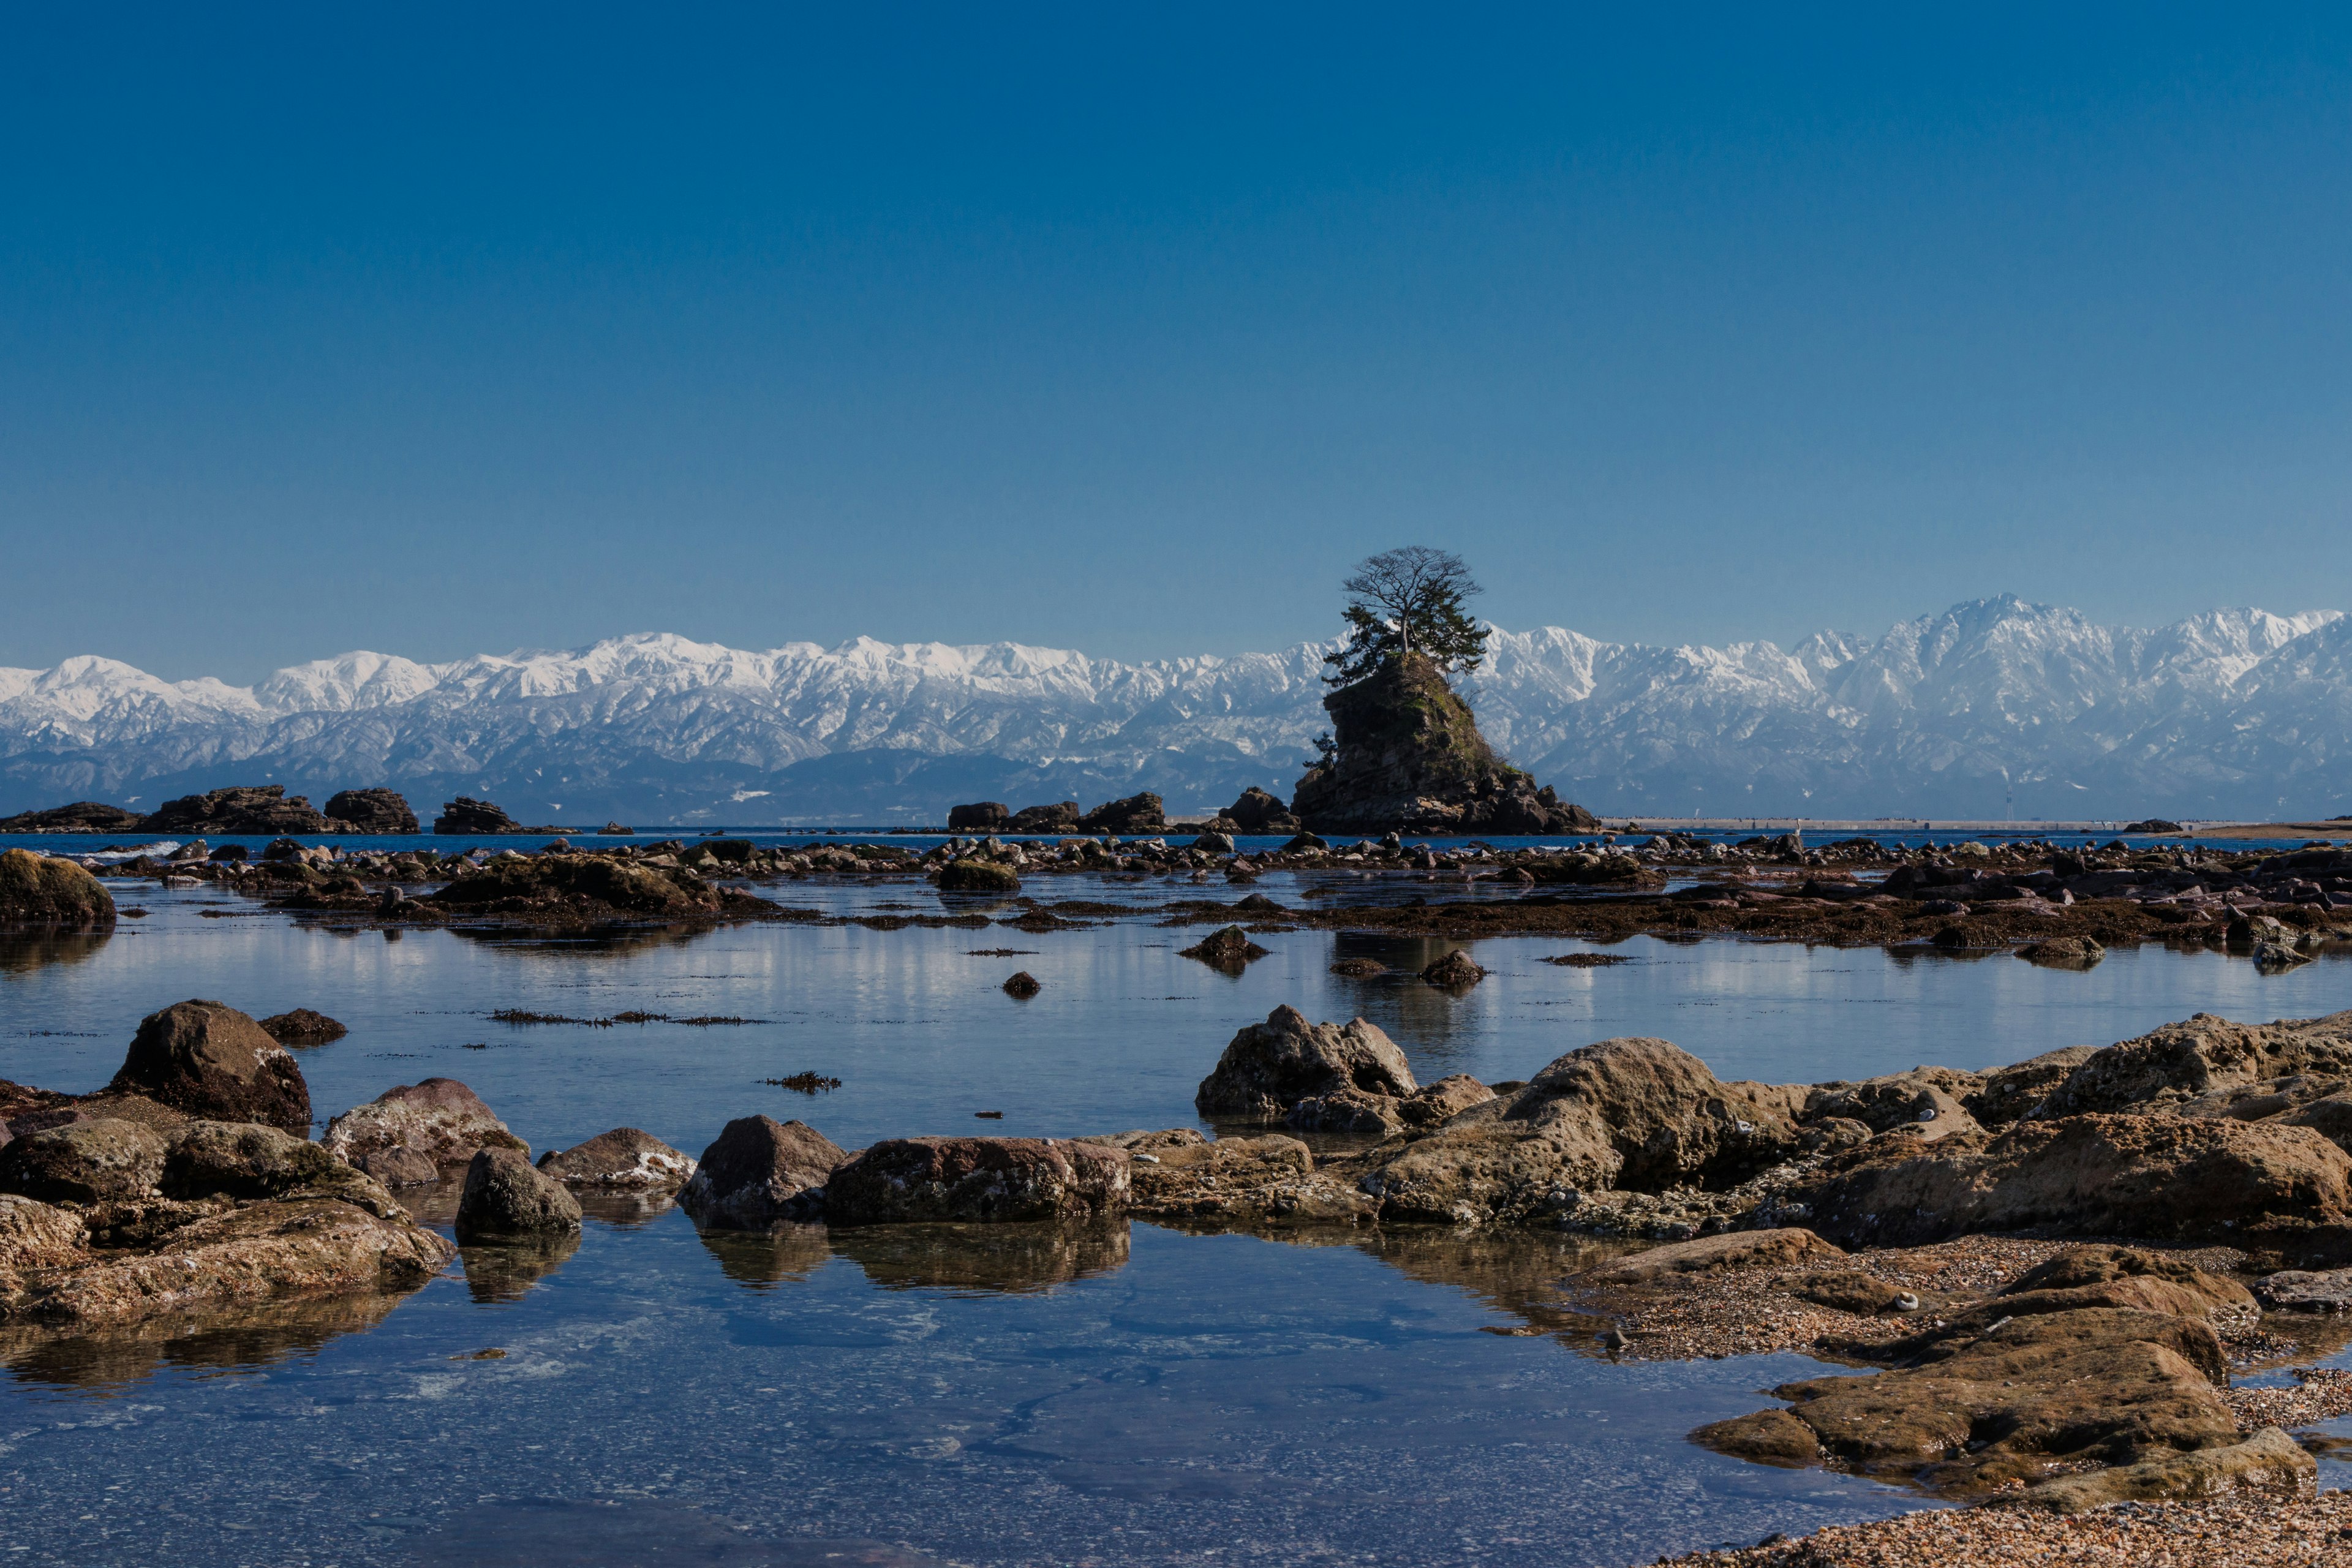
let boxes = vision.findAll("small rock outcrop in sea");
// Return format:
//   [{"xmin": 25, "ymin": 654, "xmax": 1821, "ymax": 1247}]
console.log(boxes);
[
  {"xmin": 937, "ymin": 859, "xmax": 1021, "ymax": 893},
  {"xmin": 258, "ymin": 1008, "xmax": 347, "ymax": 1046},
  {"xmin": 322, "ymin": 788, "xmax": 419, "ymax": 834},
  {"xmin": 141, "ymin": 786, "xmax": 331, "ymax": 835},
  {"xmin": 1075, "ymin": 793, "xmax": 1165, "ymax": 834},
  {"xmin": 824, "ymin": 1137, "xmax": 1131, "ymax": 1224},
  {"xmin": 105, "ymin": 1001, "xmax": 312, "ymax": 1136},
  {"xmin": 1006, "ymin": 801, "xmax": 1081, "ymax": 834},
  {"xmin": 432, "ymin": 796, "xmax": 526, "ymax": 834},
  {"xmin": 455, "ymin": 1148, "xmax": 582, "ymax": 1241},
  {"xmin": 425, "ymin": 854, "xmax": 771, "ymax": 922},
  {"xmin": 537, "ymin": 1128, "xmax": 696, "ymax": 1189},
  {"xmin": 321, "ymin": 1078, "xmax": 527, "ymax": 1180},
  {"xmin": 1420, "ymin": 949, "xmax": 1486, "ymax": 988},
  {"xmin": 2018, "ymin": 935, "xmax": 2105, "ymax": 968},
  {"xmin": 1288, "ymin": 652, "xmax": 1597, "ymax": 835},
  {"xmin": 1177, "ymin": 924, "xmax": 1270, "ymax": 970},
  {"xmin": 0, "ymin": 802, "xmax": 144, "ymax": 834},
  {"xmin": 678, "ymin": 1116, "xmax": 847, "ymax": 1227},
  {"xmin": 0, "ymin": 850, "xmax": 115, "ymax": 930},
  {"xmin": 1223, "ymin": 787, "xmax": 1300, "ymax": 835},
  {"xmin": 947, "ymin": 802, "xmax": 1009, "ymax": 831}
]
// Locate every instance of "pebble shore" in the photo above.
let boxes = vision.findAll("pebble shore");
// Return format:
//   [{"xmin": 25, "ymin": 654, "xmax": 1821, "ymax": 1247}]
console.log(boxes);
[{"xmin": 1657, "ymin": 1491, "xmax": 2352, "ymax": 1566}]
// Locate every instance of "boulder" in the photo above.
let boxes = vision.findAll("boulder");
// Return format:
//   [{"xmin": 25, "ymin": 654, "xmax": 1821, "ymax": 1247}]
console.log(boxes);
[
  {"xmin": 2018, "ymin": 936, "xmax": 2105, "ymax": 969},
  {"xmin": 1006, "ymin": 802, "xmax": 1081, "ymax": 834},
  {"xmin": 2040, "ymin": 1011, "xmax": 2352, "ymax": 1118},
  {"xmin": 322, "ymin": 788, "xmax": 420, "ymax": 834},
  {"xmin": 937, "ymin": 859, "xmax": 1021, "ymax": 893},
  {"xmin": 1001, "ymin": 971, "xmax": 1041, "ymax": 998},
  {"xmin": 321, "ymin": 1078, "xmax": 524, "ymax": 1169},
  {"xmin": 2, "ymin": 1193, "xmax": 452, "ymax": 1327},
  {"xmin": 1398, "ymin": 1073, "xmax": 1498, "ymax": 1126},
  {"xmin": 1421, "ymin": 949, "xmax": 1486, "ymax": 988},
  {"xmin": 140, "ymin": 785, "xmax": 329, "ymax": 835},
  {"xmin": 1075, "ymin": 793, "xmax": 1166, "ymax": 834},
  {"xmin": 0, "ymin": 850, "xmax": 115, "ymax": 930},
  {"xmin": 824, "ymin": 1137, "xmax": 1131, "ymax": 1225},
  {"xmin": 432, "ymin": 797, "xmax": 524, "ymax": 834},
  {"xmin": 2254, "ymin": 1266, "xmax": 2352, "ymax": 1311},
  {"xmin": 0, "ymin": 1194, "xmax": 86, "ymax": 1287},
  {"xmin": 1286, "ymin": 1088, "xmax": 1408, "ymax": 1136},
  {"xmin": 160, "ymin": 1120, "xmax": 351, "ymax": 1201},
  {"xmin": 358, "ymin": 1147, "xmax": 439, "ymax": 1187},
  {"xmin": 536, "ymin": 1128, "xmax": 697, "ymax": 1189},
  {"xmin": 1102, "ymin": 1131, "xmax": 1378, "ymax": 1225},
  {"xmin": 677, "ymin": 1116, "xmax": 848, "ymax": 1227},
  {"xmin": 454, "ymin": 1148, "xmax": 582, "ymax": 1241},
  {"xmin": 257, "ymin": 1009, "xmax": 347, "ymax": 1046},
  {"xmin": 105, "ymin": 1001, "xmax": 311, "ymax": 1136},
  {"xmin": 1789, "ymin": 1112, "xmax": 2352, "ymax": 1250},
  {"xmin": 1223, "ymin": 788, "xmax": 1299, "ymax": 834},
  {"xmin": 946, "ymin": 802, "xmax": 1009, "ymax": 831},
  {"xmin": 2014, "ymin": 1426, "xmax": 2313, "ymax": 1512},
  {"xmin": 0, "ymin": 802, "xmax": 143, "ymax": 834},
  {"xmin": 1196, "ymin": 1006, "xmax": 1417, "ymax": 1121},
  {"xmin": 0, "ymin": 1120, "xmax": 166, "ymax": 1203}
]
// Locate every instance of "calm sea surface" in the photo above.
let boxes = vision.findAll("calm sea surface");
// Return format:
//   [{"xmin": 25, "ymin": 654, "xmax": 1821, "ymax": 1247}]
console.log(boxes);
[{"xmin": 2, "ymin": 840, "xmax": 2348, "ymax": 1566}]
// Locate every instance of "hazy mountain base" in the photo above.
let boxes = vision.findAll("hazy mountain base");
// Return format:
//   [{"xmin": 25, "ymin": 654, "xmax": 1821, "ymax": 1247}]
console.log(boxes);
[{"xmin": 10, "ymin": 597, "xmax": 2352, "ymax": 823}]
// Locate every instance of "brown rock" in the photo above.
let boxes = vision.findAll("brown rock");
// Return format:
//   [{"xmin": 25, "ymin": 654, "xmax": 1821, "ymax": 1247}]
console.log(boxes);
[
  {"xmin": 358, "ymin": 1147, "xmax": 439, "ymax": 1187},
  {"xmin": 454, "ymin": 1148, "xmax": 582, "ymax": 1241},
  {"xmin": 320, "ymin": 1078, "xmax": 524, "ymax": 1169},
  {"xmin": 0, "ymin": 1119, "xmax": 167, "ymax": 1204},
  {"xmin": 1581, "ymin": 1227, "xmax": 1845, "ymax": 1286},
  {"xmin": 1074, "ymin": 793, "xmax": 1165, "ymax": 834},
  {"xmin": 0, "ymin": 1194, "xmax": 86, "ymax": 1291},
  {"xmin": 536, "ymin": 1128, "xmax": 696, "ymax": 1189},
  {"xmin": 1420, "ymin": 949, "xmax": 1487, "ymax": 988},
  {"xmin": 2255, "ymin": 1266, "xmax": 2352, "ymax": 1311},
  {"xmin": 1790, "ymin": 1112, "xmax": 2352, "ymax": 1250},
  {"xmin": 2018, "ymin": 935, "xmax": 2106, "ymax": 969},
  {"xmin": 322, "ymin": 788, "xmax": 420, "ymax": 834},
  {"xmin": 160, "ymin": 1120, "xmax": 352, "ymax": 1201},
  {"xmin": 2043, "ymin": 1009, "xmax": 2352, "ymax": 1118},
  {"xmin": 105, "ymin": 1000, "xmax": 311, "ymax": 1136},
  {"xmin": 677, "ymin": 1116, "xmax": 848, "ymax": 1227},
  {"xmin": 1178, "ymin": 924, "xmax": 1272, "ymax": 968},
  {"xmin": 824, "ymin": 1137, "xmax": 1129, "ymax": 1225},
  {"xmin": 1113, "ymin": 1131, "xmax": 1377, "ymax": 1224},
  {"xmin": 258, "ymin": 1008, "xmax": 347, "ymax": 1046},
  {"xmin": 2011, "ymin": 1426, "xmax": 2315, "ymax": 1512},
  {"xmin": 1194, "ymin": 1006, "xmax": 1417, "ymax": 1121},
  {"xmin": 1962, "ymin": 1046, "xmax": 2102, "ymax": 1126}
]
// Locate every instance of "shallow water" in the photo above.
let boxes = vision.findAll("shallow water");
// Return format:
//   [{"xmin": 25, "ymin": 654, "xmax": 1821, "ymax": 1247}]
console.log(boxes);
[{"xmin": 3, "ymin": 868, "xmax": 2350, "ymax": 1566}]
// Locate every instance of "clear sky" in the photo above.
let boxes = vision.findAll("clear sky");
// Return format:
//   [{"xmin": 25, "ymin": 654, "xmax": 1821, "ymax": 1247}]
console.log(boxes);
[{"xmin": 5, "ymin": 6, "xmax": 2350, "ymax": 682}]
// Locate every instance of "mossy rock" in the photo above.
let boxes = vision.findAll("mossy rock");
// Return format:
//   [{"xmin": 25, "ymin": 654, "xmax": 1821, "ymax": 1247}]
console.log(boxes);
[
  {"xmin": 0, "ymin": 849, "xmax": 116, "ymax": 930},
  {"xmin": 937, "ymin": 859, "xmax": 1022, "ymax": 893}
]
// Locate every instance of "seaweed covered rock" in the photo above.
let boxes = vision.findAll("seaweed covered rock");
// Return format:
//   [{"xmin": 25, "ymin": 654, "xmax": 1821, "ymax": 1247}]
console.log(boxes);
[
  {"xmin": 105, "ymin": 1001, "xmax": 311, "ymax": 1136},
  {"xmin": 824, "ymin": 1137, "xmax": 1131, "ymax": 1224},
  {"xmin": 0, "ymin": 850, "xmax": 115, "ymax": 930},
  {"xmin": 1195, "ymin": 1006, "xmax": 1417, "ymax": 1121},
  {"xmin": 937, "ymin": 859, "xmax": 1021, "ymax": 893},
  {"xmin": 141, "ymin": 785, "xmax": 329, "ymax": 835},
  {"xmin": 677, "ymin": 1116, "xmax": 847, "ymax": 1227},
  {"xmin": 322, "ymin": 788, "xmax": 419, "ymax": 834},
  {"xmin": 1288, "ymin": 652, "xmax": 1596, "ymax": 836},
  {"xmin": 537, "ymin": 1128, "xmax": 696, "ymax": 1189},
  {"xmin": 454, "ymin": 1148, "xmax": 581, "ymax": 1241}
]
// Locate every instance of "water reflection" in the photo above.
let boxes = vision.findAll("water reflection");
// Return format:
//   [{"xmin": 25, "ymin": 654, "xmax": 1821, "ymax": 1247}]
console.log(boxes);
[
  {"xmin": 0, "ymin": 929, "xmax": 111, "ymax": 974},
  {"xmin": 695, "ymin": 1222, "xmax": 833, "ymax": 1287},
  {"xmin": 447, "ymin": 924, "xmax": 740, "ymax": 960},
  {"xmin": 458, "ymin": 1234, "xmax": 582, "ymax": 1303},
  {"xmin": 829, "ymin": 1219, "xmax": 1129, "ymax": 1295},
  {"xmin": 0, "ymin": 1289, "xmax": 403, "ymax": 1392}
]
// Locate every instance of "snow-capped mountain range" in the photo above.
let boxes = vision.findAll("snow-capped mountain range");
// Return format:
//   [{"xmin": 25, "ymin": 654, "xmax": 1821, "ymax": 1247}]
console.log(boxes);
[{"xmin": 4, "ymin": 596, "xmax": 2350, "ymax": 824}]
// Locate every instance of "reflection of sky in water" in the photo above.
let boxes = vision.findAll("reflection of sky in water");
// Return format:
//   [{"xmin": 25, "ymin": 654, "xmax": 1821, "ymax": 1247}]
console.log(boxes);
[{"xmin": 1, "ymin": 873, "xmax": 2348, "ymax": 1565}]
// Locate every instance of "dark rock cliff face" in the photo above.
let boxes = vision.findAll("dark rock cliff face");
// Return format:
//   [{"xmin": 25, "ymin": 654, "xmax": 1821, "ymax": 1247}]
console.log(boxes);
[
  {"xmin": 141, "ymin": 786, "xmax": 330, "ymax": 835},
  {"xmin": 0, "ymin": 802, "xmax": 145, "ymax": 834},
  {"xmin": 322, "ymin": 789, "xmax": 418, "ymax": 834},
  {"xmin": 1289, "ymin": 654, "xmax": 1596, "ymax": 836}
]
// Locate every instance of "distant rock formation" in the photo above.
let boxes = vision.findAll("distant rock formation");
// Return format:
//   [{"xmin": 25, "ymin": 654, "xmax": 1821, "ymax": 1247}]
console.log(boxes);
[
  {"xmin": 1076, "ymin": 793, "xmax": 1164, "ymax": 835},
  {"xmin": 433, "ymin": 797, "xmax": 527, "ymax": 834},
  {"xmin": 948, "ymin": 801, "xmax": 1009, "ymax": 831},
  {"xmin": 141, "ymin": 786, "xmax": 330, "ymax": 835},
  {"xmin": 1223, "ymin": 787, "xmax": 1300, "ymax": 835},
  {"xmin": 1006, "ymin": 801, "xmax": 1080, "ymax": 834},
  {"xmin": 1289, "ymin": 653, "xmax": 1597, "ymax": 837},
  {"xmin": 0, "ymin": 801, "xmax": 144, "ymax": 834},
  {"xmin": 323, "ymin": 788, "xmax": 419, "ymax": 834}
]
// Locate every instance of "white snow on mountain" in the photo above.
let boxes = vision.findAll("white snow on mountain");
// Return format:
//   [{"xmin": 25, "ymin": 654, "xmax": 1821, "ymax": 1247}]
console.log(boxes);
[{"xmin": 2, "ymin": 597, "xmax": 2348, "ymax": 823}]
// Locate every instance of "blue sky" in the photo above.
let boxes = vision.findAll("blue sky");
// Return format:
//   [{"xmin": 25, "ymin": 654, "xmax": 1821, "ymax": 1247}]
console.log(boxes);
[{"xmin": 5, "ymin": 5, "xmax": 2350, "ymax": 681}]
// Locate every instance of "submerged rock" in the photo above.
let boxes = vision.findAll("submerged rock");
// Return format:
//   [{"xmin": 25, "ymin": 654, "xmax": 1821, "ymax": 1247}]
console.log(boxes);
[
  {"xmin": 824, "ymin": 1137, "xmax": 1130, "ymax": 1225},
  {"xmin": 0, "ymin": 850, "xmax": 115, "ymax": 930},
  {"xmin": 2018, "ymin": 935, "xmax": 2105, "ymax": 968},
  {"xmin": 1001, "ymin": 971, "xmax": 1041, "ymax": 998},
  {"xmin": 677, "ymin": 1116, "xmax": 847, "ymax": 1227},
  {"xmin": 455, "ymin": 1148, "xmax": 582, "ymax": 1242},
  {"xmin": 105, "ymin": 1001, "xmax": 311, "ymax": 1136},
  {"xmin": 1195, "ymin": 1006, "xmax": 1417, "ymax": 1121},
  {"xmin": 537, "ymin": 1128, "xmax": 696, "ymax": 1189},
  {"xmin": 1178, "ymin": 925, "xmax": 1272, "ymax": 969},
  {"xmin": 257, "ymin": 1008, "xmax": 347, "ymax": 1046}
]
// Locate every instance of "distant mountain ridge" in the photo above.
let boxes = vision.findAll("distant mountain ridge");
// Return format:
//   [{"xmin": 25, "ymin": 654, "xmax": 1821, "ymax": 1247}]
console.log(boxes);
[{"xmin": 2, "ymin": 596, "xmax": 2348, "ymax": 824}]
